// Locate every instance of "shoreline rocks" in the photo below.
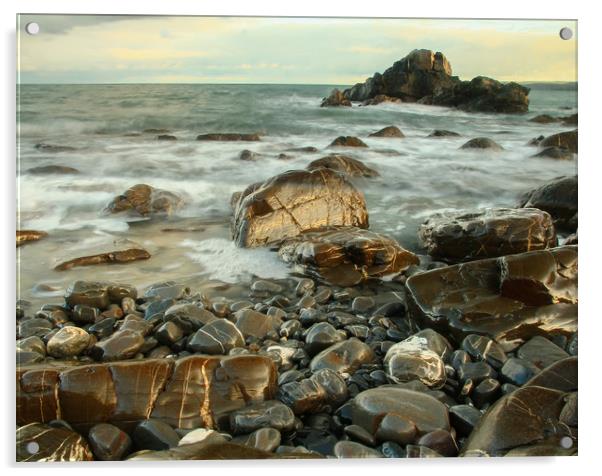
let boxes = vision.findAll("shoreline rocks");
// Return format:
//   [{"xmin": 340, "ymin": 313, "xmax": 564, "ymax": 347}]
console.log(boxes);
[
  {"xmin": 104, "ymin": 184, "xmax": 183, "ymax": 217},
  {"xmin": 197, "ymin": 133, "xmax": 261, "ymax": 141},
  {"xmin": 16, "ymin": 229, "xmax": 48, "ymax": 247},
  {"xmin": 518, "ymin": 176, "xmax": 577, "ymax": 232},
  {"xmin": 54, "ymin": 248, "xmax": 151, "ymax": 271},
  {"xmin": 306, "ymin": 154, "xmax": 379, "ymax": 178}
]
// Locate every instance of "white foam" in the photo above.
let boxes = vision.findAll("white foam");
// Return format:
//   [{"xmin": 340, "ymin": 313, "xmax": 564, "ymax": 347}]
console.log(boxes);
[{"xmin": 182, "ymin": 238, "xmax": 290, "ymax": 283}]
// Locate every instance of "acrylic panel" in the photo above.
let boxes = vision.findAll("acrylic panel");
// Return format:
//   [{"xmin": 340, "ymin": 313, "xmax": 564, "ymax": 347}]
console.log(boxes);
[{"xmin": 16, "ymin": 14, "xmax": 577, "ymax": 461}]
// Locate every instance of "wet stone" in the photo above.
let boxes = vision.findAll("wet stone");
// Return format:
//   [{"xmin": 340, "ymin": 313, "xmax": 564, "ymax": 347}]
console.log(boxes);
[
  {"xmin": 517, "ymin": 336, "xmax": 570, "ymax": 370},
  {"xmin": 133, "ymin": 419, "xmax": 180, "ymax": 451},
  {"xmin": 144, "ymin": 299, "xmax": 177, "ymax": 320},
  {"xmin": 17, "ymin": 336, "xmax": 46, "ymax": 356},
  {"xmin": 18, "ymin": 317, "xmax": 53, "ymax": 339},
  {"xmin": 163, "ymin": 303, "xmax": 216, "ymax": 334},
  {"xmin": 88, "ymin": 318, "xmax": 116, "ymax": 340},
  {"xmin": 559, "ymin": 392, "xmax": 577, "ymax": 427},
  {"xmin": 178, "ymin": 428, "xmax": 227, "ymax": 446},
  {"xmin": 90, "ymin": 329, "xmax": 145, "ymax": 361},
  {"xmin": 310, "ymin": 338, "xmax": 375, "ymax": 375},
  {"xmin": 472, "ymin": 378, "xmax": 501, "ymax": 408},
  {"xmin": 187, "ymin": 319, "xmax": 244, "ymax": 354},
  {"xmin": 17, "ymin": 423, "xmax": 94, "ymax": 462},
  {"xmin": 380, "ymin": 441, "xmax": 405, "ymax": 458},
  {"xmin": 280, "ymin": 319, "xmax": 302, "ymax": 338},
  {"xmin": 500, "ymin": 358, "xmax": 534, "ymax": 386},
  {"xmin": 460, "ymin": 137, "xmax": 503, "ymax": 150},
  {"xmin": 229, "ymin": 401, "xmax": 295, "ymax": 434},
  {"xmin": 235, "ymin": 309, "xmax": 282, "ymax": 339},
  {"xmin": 72, "ymin": 304, "xmax": 100, "ymax": 324},
  {"xmin": 334, "ymin": 441, "xmax": 383, "ymax": 458},
  {"xmin": 417, "ymin": 429, "xmax": 458, "ymax": 457},
  {"xmin": 523, "ymin": 356, "xmax": 577, "ymax": 392},
  {"xmin": 457, "ymin": 361, "xmax": 497, "ymax": 384},
  {"xmin": 88, "ymin": 423, "xmax": 132, "ymax": 461},
  {"xmin": 47, "ymin": 326, "xmax": 91, "ymax": 358},
  {"xmin": 384, "ymin": 335, "xmax": 447, "ymax": 388},
  {"xmin": 121, "ymin": 315, "xmax": 154, "ymax": 336},
  {"xmin": 344, "ymin": 424, "xmax": 376, "ymax": 446},
  {"xmin": 461, "ymin": 334, "xmax": 507, "ymax": 369},
  {"xmin": 16, "ymin": 350, "xmax": 45, "ymax": 365},
  {"xmin": 449, "ymin": 404, "xmax": 481, "ymax": 437},
  {"xmin": 304, "ymin": 322, "xmax": 346, "ymax": 356},
  {"xmin": 374, "ymin": 413, "xmax": 417, "ymax": 445},
  {"xmin": 232, "ymin": 427, "xmax": 281, "ymax": 452},
  {"xmin": 277, "ymin": 368, "xmax": 348, "ymax": 414},
  {"xmin": 405, "ymin": 445, "xmax": 443, "ymax": 458},
  {"xmin": 155, "ymin": 321, "xmax": 183, "ymax": 345}
]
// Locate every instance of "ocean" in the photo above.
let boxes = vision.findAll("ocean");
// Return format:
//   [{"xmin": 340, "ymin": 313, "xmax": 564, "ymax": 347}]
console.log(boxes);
[{"xmin": 16, "ymin": 82, "xmax": 577, "ymax": 306}]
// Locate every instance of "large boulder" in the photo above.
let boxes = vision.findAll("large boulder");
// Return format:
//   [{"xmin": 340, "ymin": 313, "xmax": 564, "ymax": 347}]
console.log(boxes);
[
  {"xmin": 232, "ymin": 169, "xmax": 369, "ymax": 247},
  {"xmin": 17, "ymin": 423, "xmax": 94, "ymax": 462},
  {"xmin": 278, "ymin": 226, "xmax": 419, "ymax": 286},
  {"xmin": 418, "ymin": 208, "xmax": 557, "ymax": 262},
  {"xmin": 539, "ymin": 129, "xmax": 578, "ymax": 153},
  {"xmin": 406, "ymin": 246, "xmax": 577, "ymax": 351},
  {"xmin": 320, "ymin": 88, "xmax": 351, "ymax": 107},
  {"xmin": 16, "ymin": 355, "xmax": 277, "ymax": 431},
  {"xmin": 461, "ymin": 385, "xmax": 569, "ymax": 456},
  {"xmin": 104, "ymin": 184, "xmax": 183, "ymax": 217},
  {"xmin": 306, "ymin": 154, "xmax": 378, "ymax": 178},
  {"xmin": 518, "ymin": 176, "xmax": 577, "ymax": 232},
  {"xmin": 341, "ymin": 49, "xmax": 529, "ymax": 113}
]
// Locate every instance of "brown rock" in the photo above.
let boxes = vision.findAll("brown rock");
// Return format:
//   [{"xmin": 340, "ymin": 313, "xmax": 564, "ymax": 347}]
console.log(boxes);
[
  {"xmin": 529, "ymin": 114, "xmax": 558, "ymax": 124},
  {"xmin": 518, "ymin": 175, "xmax": 577, "ymax": 232},
  {"xmin": 459, "ymin": 137, "xmax": 504, "ymax": 150},
  {"xmin": 406, "ymin": 246, "xmax": 578, "ymax": 351},
  {"xmin": 55, "ymin": 248, "xmax": 151, "ymax": 271},
  {"xmin": 104, "ymin": 184, "xmax": 183, "ymax": 217},
  {"xmin": 16, "ymin": 230, "xmax": 47, "ymax": 247},
  {"xmin": 16, "ymin": 355, "xmax": 277, "ymax": 431},
  {"xmin": 17, "ymin": 423, "xmax": 94, "ymax": 461},
  {"xmin": 321, "ymin": 88, "xmax": 352, "ymax": 107},
  {"xmin": 309, "ymin": 338, "xmax": 375, "ymax": 374},
  {"xmin": 197, "ymin": 133, "xmax": 261, "ymax": 141},
  {"xmin": 540, "ymin": 129, "xmax": 578, "ymax": 153},
  {"xmin": 90, "ymin": 329, "xmax": 145, "ymax": 361},
  {"xmin": 157, "ymin": 134, "xmax": 177, "ymax": 140},
  {"xmin": 328, "ymin": 136, "xmax": 368, "ymax": 148},
  {"xmin": 306, "ymin": 154, "xmax": 379, "ymax": 178},
  {"xmin": 361, "ymin": 95, "xmax": 402, "ymax": 106},
  {"xmin": 279, "ymin": 226, "xmax": 419, "ymax": 286},
  {"xmin": 26, "ymin": 165, "xmax": 80, "ymax": 174},
  {"xmin": 428, "ymin": 129, "xmax": 460, "ymax": 137},
  {"xmin": 369, "ymin": 126, "xmax": 404, "ymax": 138},
  {"xmin": 418, "ymin": 208, "xmax": 557, "ymax": 262},
  {"xmin": 232, "ymin": 169, "xmax": 368, "ymax": 247}
]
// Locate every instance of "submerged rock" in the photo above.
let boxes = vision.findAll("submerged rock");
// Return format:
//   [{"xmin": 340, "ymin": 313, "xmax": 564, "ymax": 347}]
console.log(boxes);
[
  {"xmin": 320, "ymin": 88, "xmax": 351, "ymax": 107},
  {"xmin": 539, "ymin": 129, "xmax": 578, "ymax": 153},
  {"xmin": 232, "ymin": 168, "xmax": 368, "ymax": 247},
  {"xmin": 26, "ymin": 164, "xmax": 80, "ymax": 175},
  {"xmin": 532, "ymin": 146, "xmax": 574, "ymax": 160},
  {"xmin": 17, "ymin": 355, "xmax": 277, "ymax": 430},
  {"xmin": 16, "ymin": 229, "xmax": 47, "ymax": 247},
  {"xmin": 197, "ymin": 133, "xmax": 261, "ymax": 141},
  {"xmin": 369, "ymin": 126, "xmax": 404, "ymax": 138},
  {"xmin": 459, "ymin": 137, "xmax": 503, "ymax": 150},
  {"xmin": 104, "ymin": 184, "xmax": 183, "ymax": 217},
  {"xmin": 54, "ymin": 248, "xmax": 151, "ymax": 271},
  {"xmin": 428, "ymin": 129, "xmax": 460, "ymax": 137},
  {"xmin": 518, "ymin": 175, "xmax": 577, "ymax": 232},
  {"xmin": 306, "ymin": 154, "xmax": 379, "ymax": 178},
  {"xmin": 418, "ymin": 208, "xmax": 557, "ymax": 262},
  {"xmin": 406, "ymin": 246, "xmax": 577, "ymax": 351},
  {"xmin": 17, "ymin": 423, "xmax": 94, "ymax": 462},
  {"xmin": 279, "ymin": 226, "xmax": 419, "ymax": 286},
  {"xmin": 328, "ymin": 136, "xmax": 368, "ymax": 148}
]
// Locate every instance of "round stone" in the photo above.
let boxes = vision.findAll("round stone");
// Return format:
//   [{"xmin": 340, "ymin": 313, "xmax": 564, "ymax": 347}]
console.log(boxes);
[{"xmin": 47, "ymin": 327, "xmax": 91, "ymax": 358}]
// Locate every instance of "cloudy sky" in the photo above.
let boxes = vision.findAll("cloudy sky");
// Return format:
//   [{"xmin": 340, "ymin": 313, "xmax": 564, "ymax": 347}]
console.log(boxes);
[{"xmin": 17, "ymin": 15, "xmax": 577, "ymax": 84}]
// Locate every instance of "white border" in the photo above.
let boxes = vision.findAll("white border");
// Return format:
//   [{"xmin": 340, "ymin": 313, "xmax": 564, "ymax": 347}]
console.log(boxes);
[{"xmin": 2, "ymin": 1, "xmax": 600, "ymax": 474}]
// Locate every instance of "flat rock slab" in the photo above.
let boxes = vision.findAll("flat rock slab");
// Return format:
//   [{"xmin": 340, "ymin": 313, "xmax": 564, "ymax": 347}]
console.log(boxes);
[
  {"xmin": 279, "ymin": 226, "xmax": 418, "ymax": 286},
  {"xmin": 16, "ymin": 354, "xmax": 277, "ymax": 431},
  {"xmin": 232, "ymin": 169, "xmax": 368, "ymax": 248},
  {"xmin": 406, "ymin": 246, "xmax": 577, "ymax": 351},
  {"xmin": 418, "ymin": 208, "xmax": 557, "ymax": 262}
]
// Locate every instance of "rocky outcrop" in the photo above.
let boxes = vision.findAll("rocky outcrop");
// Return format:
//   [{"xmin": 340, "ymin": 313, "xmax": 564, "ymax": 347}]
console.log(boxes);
[
  {"xmin": 104, "ymin": 184, "xmax": 183, "ymax": 217},
  {"xmin": 361, "ymin": 95, "xmax": 402, "ymax": 106},
  {"xmin": 418, "ymin": 208, "xmax": 557, "ymax": 262},
  {"xmin": 232, "ymin": 169, "xmax": 369, "ymax": 247},
  {"xmin": 278, "ymin": 227, "xmax": 419, "ymax": 286},
  {"xmin": 196, "ymin": 133, "xmax": 261, "ymax": 141},
  {"xmin": 320, "ymin": 88, "xmax": 351, "ymax": 107},
  {"xmin": 54, "ymin": 248, "xmax": 151, "ymax": 271},
  {"xmin": 518, "ymin": 176, "xmax": 577, "ymax": 232},
  {"xmin": 406, "ymin": 246, "xmax": 577, "ymax": 351},
  {"xmin": 530, "ymin": 130, "xmax": 578, "ymax": 153},
  {"xmin": 306, "ymin": 154, "xmax": 379, "ymax": 178},
  {"xmin": 16, "ymin": 354, "xmax": 277, "ymax": 431},
  {"xmin": 339, "ymin": 49, "xmax": 529, "ymax": 113}
]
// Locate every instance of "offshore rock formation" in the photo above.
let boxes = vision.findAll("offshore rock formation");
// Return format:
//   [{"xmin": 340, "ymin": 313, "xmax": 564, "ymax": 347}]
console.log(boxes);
[
  {"xmin": 278, "ymin": 226, "xmax": 419, "ymax": 286},
  {"xmin": 323, "ymin": 49, "xmax": 529, "ymax": 113},
  {"xmin": 232, "ymin": 169, "xmax": 369, "ymax": 248},
  {"xmin": 418, "ymin": 208, "xmax": 557, "ymax": 262},
  {"xmin": 104, "ymin": 184, "xmax": 183, "ymax": 217},
  {"xmin": 406, "ymin": 246, "xmax": 577, "ymax": 351},
  {"xmin": 16, "ymin": 354, "xmax": 277, "ymax": 431}
]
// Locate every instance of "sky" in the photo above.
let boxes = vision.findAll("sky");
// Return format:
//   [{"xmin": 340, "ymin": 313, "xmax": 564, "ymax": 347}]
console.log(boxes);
[{"xmin": 17, "ymin": 15, "xmax": 578, "ymax": 84}]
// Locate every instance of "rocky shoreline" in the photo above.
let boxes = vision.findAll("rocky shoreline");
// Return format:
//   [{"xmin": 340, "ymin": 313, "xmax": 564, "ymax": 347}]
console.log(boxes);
[{"xmin": 17, "ymin": 65, "xmax": 578, "ymax": 461}]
